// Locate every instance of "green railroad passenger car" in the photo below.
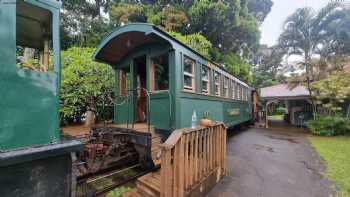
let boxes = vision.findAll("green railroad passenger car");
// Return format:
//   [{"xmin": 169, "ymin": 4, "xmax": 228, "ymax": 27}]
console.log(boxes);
[
  {"xmin": 0, "ymin": 1, "xmax": 82, "ymax": 196},
  {"xmin": 93, "ymin": 23, "xmax": 254, "ymax": 132}
]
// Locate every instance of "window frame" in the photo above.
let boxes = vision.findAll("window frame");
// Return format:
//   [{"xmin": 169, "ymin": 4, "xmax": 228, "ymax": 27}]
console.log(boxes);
[
  {"xmin": 201, "ymin": 64, "xmax": 210, "ymax": 94},
  {"xmin": 15, "ymin": 2, "xmax": 58, "ymax": 73},
  {"xmin": 150, "ymin": 53, "xmax": 169, "ymax": 92},
  {"xmin": 183, "ymin": 55, "xmax": 196, "ymax": 92},
  {"xmin": 214, "ymin": 71, "xmax": 221, "ymax": 96},
  {"xmin": 231, "ymin": 80, "xmax": 235, "ymax": 99},
  {"xmin": 223, "ymin": 76, "xmax": 229, "ymax": 98}
]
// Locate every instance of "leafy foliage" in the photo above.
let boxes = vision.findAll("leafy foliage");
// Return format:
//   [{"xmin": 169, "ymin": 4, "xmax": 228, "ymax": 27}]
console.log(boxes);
[
  {"xmin": 279, "ymin": 3, "xmax": 350, "ymax": 77},
  {"xmin": 252, "ymin": 45, "xmax": 285, "ymax": 89},
  {"xmin": 109, "ymin": 3, "xmax": 147, "ymax": 25},
  {"xmin": 278, "ymin": 3, "xmax": 350, "ymax": 118},
  {"xmin": 61, "ymin": 0, "xmax": 113, "ymax": 49},
  {"xmin": 311, "ymin": 72, "xmax": 350, "ymax": 115},
  {"xmin": 169, "ymin": 31, "xmax": 212, "ymax": 58},
  {"xmin": 307, "ymin": 115, "xmax": 350, "ymax": 136},
  {"xmin": 106, "ymin": 186, "xmax": 131, "ymax": 197},
  {"xmin": 59, "ymin": 0, "xmax": 274, "ymax": 85},
  {"xmin": 221, "ymin": 52, "xmax": 253, "ymax": 83},
  {"xmin": 60, "ymin": 47, "xmax": 115, "ymax": 122}
]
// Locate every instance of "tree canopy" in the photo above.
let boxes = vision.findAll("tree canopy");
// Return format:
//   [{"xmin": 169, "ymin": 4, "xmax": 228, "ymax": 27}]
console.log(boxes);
[{"xmin": 60, "ymin": 0, "xmax": 274, "ymax": 83}]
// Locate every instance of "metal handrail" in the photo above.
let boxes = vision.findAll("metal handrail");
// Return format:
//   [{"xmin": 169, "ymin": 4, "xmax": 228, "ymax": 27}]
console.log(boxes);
[
  {"xmin": 117, "ymin": 88, "xmax": 173, "ymax": 133},
  {"xmin": 124, "ymin": 87, "xmax": 151, "ymax": 133}
]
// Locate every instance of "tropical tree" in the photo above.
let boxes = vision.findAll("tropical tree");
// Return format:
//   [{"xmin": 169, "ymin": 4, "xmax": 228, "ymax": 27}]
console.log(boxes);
[
  {"xmin": 278, "ymin": 3, "xmax": 350, "ymax": 115},
  {"xmin": 252, "ymin": 45, "xmax": 285, "ymax": 89}
]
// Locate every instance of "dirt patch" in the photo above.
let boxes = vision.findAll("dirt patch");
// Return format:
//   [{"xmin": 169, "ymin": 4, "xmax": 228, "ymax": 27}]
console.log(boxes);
[{"xmin": 266, "ymin": 135, "xmax": 299, "ymax": 144}]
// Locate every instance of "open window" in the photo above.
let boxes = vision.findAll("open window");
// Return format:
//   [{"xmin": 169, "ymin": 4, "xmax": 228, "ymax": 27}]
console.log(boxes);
[
  {"xmin": 119, "ymin": 68, "xmax": 131, "ymax": 96},
  {"xmin": 183, "ymin": 56, "xmax": 196, "ymax": 91},
  {"xmin": 214, "ymin": 71, "xmax": 221, "ymax": 96},
  {"xmin": 151, "ymin": 53, "xmax": 169, "ymax": 91},
  {"xmin": 16, "ymin": 1, "xmax": 54, "ymax": 72},
  {"xmin": 201, "ymin": 65, "xmax": 210, "ymax": 94}
]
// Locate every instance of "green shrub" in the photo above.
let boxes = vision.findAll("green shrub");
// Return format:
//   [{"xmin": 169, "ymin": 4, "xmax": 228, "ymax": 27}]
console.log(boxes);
[
  {"xmin": 307, "ymin": 115, "xmax": 350, "ymax": 136},
  {"xmin": 275, "ymin": 107, "xmax": 286, "ymax": 115}
]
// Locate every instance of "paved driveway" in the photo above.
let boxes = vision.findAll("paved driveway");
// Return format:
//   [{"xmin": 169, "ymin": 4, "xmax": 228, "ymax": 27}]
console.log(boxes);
[{"xmin": 208, "ymin": 127, "xmax": 335, "ymax": 197}]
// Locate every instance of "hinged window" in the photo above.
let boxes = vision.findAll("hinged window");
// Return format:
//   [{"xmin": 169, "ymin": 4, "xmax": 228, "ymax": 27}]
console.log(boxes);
[
  {"xmin": 151, "ymin": 53, "xmax": 169, "ymax": 91},
  {"xmin": 214, "ymin": 71, "xmax": 221, "ymax": 96},
  {"xmin": 223, "ymin": 77, "xmax": 229, "ymax": 98},
  {"xmin": 183, "ymin": 56, "xmax": 196, "ymax": 91},
  {"xmin": 231, "ymin": 80, "xmax": 235, "ymax": 99},
  {"xmin": 201, "ymin": 65, "xmax": 210, "ymax": 94}
]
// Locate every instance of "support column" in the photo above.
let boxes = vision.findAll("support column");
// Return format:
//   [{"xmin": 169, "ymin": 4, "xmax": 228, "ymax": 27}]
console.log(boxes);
[
  {"xmin": 43, "ymin": 38, "xmax": 49, "ymax": 71},
  {"xmin": 265, "ymin": 101, "xmax": 269, "ymax": 128}
]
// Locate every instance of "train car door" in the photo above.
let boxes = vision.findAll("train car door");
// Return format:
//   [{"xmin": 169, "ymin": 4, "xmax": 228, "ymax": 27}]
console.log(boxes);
[{"xmin": 134, "ymin": 55, "xmax": 147, "ymax": 123}]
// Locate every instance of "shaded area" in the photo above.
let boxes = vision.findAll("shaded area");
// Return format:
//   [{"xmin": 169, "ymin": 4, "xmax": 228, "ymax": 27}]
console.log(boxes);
[{"xmin": 208, "ymin": 127, "xmax": 336, "ymax": 197}]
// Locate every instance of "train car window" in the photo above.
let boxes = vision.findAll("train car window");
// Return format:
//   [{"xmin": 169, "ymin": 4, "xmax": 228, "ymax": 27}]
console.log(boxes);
[
  {"xmin": 239, "ymin": 85, "xmax": 243, "ymax": 101},
  {"xmin": 243, "ymin": 87, "xmax": 246, "ymax": 101},
  {"xmin": 231, "ymin": 80, "xmax": 235, "ymax": 99},
  {"xmin": 246, "ymin": 88, "xmax": 249, "ymax": 101},
  {"xmin": 201, "ymin": 65, "xmax": 210, "ymax": 94},
  {"xmin": 16, "ymin": 1, "xmax": 54, "ymax": 72},
  {"xmin": 183, "ymin": 56, "xmax": 196, "ymax": 91},
  {"xmin": 151, "ymin": 54, "xmax": 169, "ymax": 91},
  {"xmin": 214, "ymin": 71, "xmax": 221, "ymax": 96},
  {"xmin": 223, "ymin": 77, "xmax": 229, "ymax": 98},
  {"xmin": 235, "ymin": 82, "xmax": 238, "ymax": 100},
  {"xmin": 119, "ymin": 68, "xmax": 130, "ymax": 96}
]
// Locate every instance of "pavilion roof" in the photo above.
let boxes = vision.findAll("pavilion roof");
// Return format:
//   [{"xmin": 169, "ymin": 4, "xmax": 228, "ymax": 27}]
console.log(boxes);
[{"xmin": 260, "ymin": 84, "xmax": 310, "ymax": 100}]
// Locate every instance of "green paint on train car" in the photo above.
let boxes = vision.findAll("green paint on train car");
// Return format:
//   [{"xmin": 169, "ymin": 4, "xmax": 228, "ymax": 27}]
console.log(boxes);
[
  {"xmin": 93, "ymin": 23, "xmax": 253, "ymax": 131},
  {"xmin": 0, "ymin": 0, "xmax": 62, "ymax": 151}
]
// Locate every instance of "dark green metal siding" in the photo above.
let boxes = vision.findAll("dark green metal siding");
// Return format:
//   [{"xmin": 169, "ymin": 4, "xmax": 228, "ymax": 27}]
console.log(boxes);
[{"xmin": 0, "ymin": 0, "xmax": 61, "ymax": 151}]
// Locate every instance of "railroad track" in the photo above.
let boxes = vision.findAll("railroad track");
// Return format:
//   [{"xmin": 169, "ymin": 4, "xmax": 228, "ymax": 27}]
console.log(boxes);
[{"xmin": 77, "ymin": 163, "xmax": 150, "ymax": 197}]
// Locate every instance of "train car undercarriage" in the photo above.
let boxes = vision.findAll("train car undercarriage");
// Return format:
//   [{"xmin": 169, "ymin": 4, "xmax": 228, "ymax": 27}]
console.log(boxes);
[{"xmin": 62, "ymin": 123, "xmax": 166, "ymax": 195}]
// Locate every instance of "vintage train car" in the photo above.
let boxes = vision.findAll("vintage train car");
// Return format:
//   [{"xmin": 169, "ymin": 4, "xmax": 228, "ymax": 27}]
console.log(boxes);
[
  {"xmin": 0, "ymin": 0, "xmax": 82, "ymax": 196},
  {"xmin": 93, "ymin": 23, "xmax": 254, "ymax": 132}
]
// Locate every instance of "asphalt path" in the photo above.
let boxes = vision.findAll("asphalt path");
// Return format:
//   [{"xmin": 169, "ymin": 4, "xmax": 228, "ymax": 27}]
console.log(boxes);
[{"xmin": 208, "ymin": 126, "xmax": 335, "ymax": 197}]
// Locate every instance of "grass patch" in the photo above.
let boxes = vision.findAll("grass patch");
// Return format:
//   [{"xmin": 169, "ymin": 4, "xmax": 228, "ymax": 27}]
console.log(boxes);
[
  {"xmin": 106, "ymin": 186, "xmax": 131, "ymax": 197},
  {"xmin": 268, "ymin": 115, "xmax": 284, "ymax": 120},
  {"xmin": 308, "ymin": 135, "xmax": 350, "ymax": 197}
]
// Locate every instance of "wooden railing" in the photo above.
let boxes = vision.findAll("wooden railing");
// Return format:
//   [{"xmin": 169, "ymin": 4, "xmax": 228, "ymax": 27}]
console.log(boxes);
[{"xmin": 159, "ymin": 123, "xmax": 227, "ymax": 197}]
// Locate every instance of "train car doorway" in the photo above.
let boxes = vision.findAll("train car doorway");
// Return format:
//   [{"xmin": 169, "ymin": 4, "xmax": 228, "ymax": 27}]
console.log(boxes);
[{"xmin": 134, "ymin": 55, "xmax": 147, "ymax": 123}]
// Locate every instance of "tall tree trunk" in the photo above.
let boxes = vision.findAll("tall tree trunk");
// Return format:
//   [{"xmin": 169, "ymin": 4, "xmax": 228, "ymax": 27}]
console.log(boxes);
[{"xmin": 305, "ymin": 51, "xmax": 317, "ymax": 119}]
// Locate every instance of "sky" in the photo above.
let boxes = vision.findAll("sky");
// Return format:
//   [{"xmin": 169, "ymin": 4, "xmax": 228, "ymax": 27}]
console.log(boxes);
[{"xmin": 260, "ymin": 0, "xmax": 331, "ymax": 46}]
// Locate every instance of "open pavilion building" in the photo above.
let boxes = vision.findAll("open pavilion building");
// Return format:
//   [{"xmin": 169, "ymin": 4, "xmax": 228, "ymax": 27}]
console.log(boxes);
[{"xmin": 260, "ymin": 84, "xmax": 313, "ymax": 128}]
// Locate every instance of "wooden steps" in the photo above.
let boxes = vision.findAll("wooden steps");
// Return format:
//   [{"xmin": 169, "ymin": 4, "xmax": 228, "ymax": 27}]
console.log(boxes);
[
  {"xmin": 151, "ymin": 132, "xmax": 162, "ymax": 166},
  {"xmin": 123, "ymin": 171, "xmax": 161, "ymax": 197}
]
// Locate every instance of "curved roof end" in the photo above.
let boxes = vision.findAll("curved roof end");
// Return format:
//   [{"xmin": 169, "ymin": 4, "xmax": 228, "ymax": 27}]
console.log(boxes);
[{"xmin": 92, "ymin": 23, "xmax": 173, "ymax": 65}]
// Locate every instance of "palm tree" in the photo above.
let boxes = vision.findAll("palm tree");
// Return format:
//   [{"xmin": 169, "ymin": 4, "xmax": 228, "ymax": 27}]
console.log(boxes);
[{"xmin": 278, "ymin": 3, "xmax": 350, "ymax": 117}]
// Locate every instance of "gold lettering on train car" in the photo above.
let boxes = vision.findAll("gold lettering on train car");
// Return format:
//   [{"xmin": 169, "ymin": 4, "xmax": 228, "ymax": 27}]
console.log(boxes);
[{"xmin": 228, "ymin": 108, "xmax": 240, "ymax": 116}]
